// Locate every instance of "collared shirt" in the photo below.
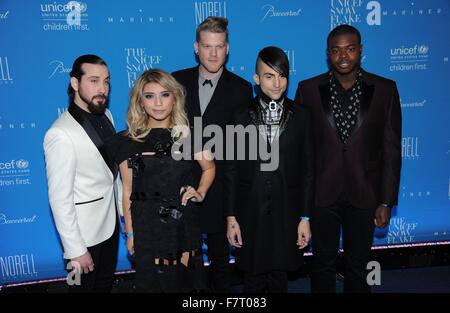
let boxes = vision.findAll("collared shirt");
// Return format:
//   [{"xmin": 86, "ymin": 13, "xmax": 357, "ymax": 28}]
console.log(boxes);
[
  {"xmin": 329, "ymin": 70, "xmax": 362, "ymax": 143},
  {"xmin": 198, "ymin": 67, "xmax": 223, "ymax": 115},
  {"xmin": 259, "ymin": 97, "xmax": 284, "ymax": 144}
]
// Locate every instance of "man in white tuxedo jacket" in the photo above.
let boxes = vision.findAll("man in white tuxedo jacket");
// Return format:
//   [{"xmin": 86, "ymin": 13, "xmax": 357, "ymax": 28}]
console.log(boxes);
[{"xmin": 44, "ymin": 55, "xmax": 120, "ymax": 292}]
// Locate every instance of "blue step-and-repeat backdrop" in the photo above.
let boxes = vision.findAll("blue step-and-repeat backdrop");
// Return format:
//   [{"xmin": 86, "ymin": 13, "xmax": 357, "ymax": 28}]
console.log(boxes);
[{"xmin": 1, "ymin": 0, "xmax": 449, "ymax": 285}]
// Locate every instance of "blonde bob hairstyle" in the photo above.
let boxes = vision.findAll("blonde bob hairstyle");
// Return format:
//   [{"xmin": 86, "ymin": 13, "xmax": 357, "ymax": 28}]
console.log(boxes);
[{"xmin": 125, "ymin": 69, "xmax": 189, "ymax": 142}]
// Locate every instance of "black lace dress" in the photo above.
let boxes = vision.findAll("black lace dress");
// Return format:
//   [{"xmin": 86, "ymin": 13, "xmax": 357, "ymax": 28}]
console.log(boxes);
[{"xmin": 110, "ymin": 128, "xmax": 204, "ymax": 292}]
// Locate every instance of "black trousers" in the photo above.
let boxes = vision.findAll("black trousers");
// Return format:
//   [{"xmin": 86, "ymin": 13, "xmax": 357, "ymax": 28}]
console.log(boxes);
[
  {"xmin": 243, "ymin": 271, "xmax": 288, "ymax": 293},
  {"xmin": 204, "ymin": 231, "xmax": 231, "ymax": 292},
  {"xmin": 310, "ymin": 199, "xmax": 375, "ymax": 293},
  {"xmin": 68, "ymin": 217, "xmax": 119, "ymax": 293}
]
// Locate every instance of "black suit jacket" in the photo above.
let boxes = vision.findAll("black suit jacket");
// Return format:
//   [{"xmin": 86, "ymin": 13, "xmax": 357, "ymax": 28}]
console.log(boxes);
[
  {"xmin": 223, "ymin": 97, "xmax": 314, "ymax": 274},
  {"xmin": 295, "ymin": 70, "xmax": 402, "ymax": 211},
  {"xmin": 172, "ymin": 66, "xmax": 253, "ymax": 233}
]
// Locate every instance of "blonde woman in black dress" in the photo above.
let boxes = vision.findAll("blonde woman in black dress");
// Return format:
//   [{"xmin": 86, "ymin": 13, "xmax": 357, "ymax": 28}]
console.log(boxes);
[{"xmin": 110, "ymin": 69, "xmax": 215, "ymax": 292}]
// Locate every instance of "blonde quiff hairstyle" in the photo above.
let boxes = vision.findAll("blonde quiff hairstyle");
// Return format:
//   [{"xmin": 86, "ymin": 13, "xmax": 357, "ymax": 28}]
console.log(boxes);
[
  {"xmin": 126, "ymin": 69, "xmax": 189, "ymax": 142},
  {"xmin": 196, "ymin": 16, "xmax": 229, "ymax": 42}
]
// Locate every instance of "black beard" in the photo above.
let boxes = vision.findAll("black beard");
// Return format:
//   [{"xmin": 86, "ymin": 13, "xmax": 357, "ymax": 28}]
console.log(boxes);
[
  {"xmin": 88, "ymin": 101, "xmax": 107, "ymax": 115},
  {"xmin": 80, "ymin": 93, "xmax": 108, "ymax": 115}
]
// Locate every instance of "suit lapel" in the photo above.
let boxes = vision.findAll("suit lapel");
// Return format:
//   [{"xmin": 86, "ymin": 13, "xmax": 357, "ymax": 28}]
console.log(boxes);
[
  {"xmin": 248, "ymin": 98, "xmax": 260, "ymax": 126},
  {"xmin": 103, "ymin": 112, "xmax": 119, "ymax": 179},
  {"xmin": 318, "ymin": 71, "xmax": 375, "ymax": 142},
  {"xmin": 356, "ymin": 79, "xmax": 374, "ymax": 129},
  {"xmin": 318, "ymin": 78, "xmax": 336, "ymax": 130},
  {"xmin": 278, "ymin": 100, "xmax": 293, "ymax": 137},
  {"xmin": 68, "ymin": 104, "xmax": 116, "ymax": 178},
  {"xmin": 187, "ymin": 67, "xmax": 202, "ymax": 120},
  {"xmin": 348, "ymin": 73, "xmax": 374, "ymax": 139},
  {"xmin": 201, "ymin": 68, "xmax": 229, "ymax": 118}
]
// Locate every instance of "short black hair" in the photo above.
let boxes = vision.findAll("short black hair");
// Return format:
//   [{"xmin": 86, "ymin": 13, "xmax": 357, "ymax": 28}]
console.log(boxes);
[
  {"xmin": 68, "ymin": 54, "xmax": 107, "ymax": 99},
  {"xmin": 327, "ymin": 24, "xmax": 361, "ymax": 48},
  {"xmin": 255, "ymin": 46, "xmax": 289, "ymax": 80}
]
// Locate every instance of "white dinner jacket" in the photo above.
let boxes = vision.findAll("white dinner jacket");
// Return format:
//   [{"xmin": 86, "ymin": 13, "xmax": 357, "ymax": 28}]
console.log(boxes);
[{"xmin": 44, "ymin": 108, "xmax": 119, "ymax": 260}]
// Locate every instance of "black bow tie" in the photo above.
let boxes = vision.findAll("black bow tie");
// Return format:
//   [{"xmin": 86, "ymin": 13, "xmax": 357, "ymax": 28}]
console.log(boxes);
[{"xmin": 202, "ymin": 79, "xmax": 213, "ymax": 87}]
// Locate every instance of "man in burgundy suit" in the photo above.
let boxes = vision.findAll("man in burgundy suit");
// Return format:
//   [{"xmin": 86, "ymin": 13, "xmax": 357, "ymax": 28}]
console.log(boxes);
[{"xmin": 295, "ymin": 24, "xmax": 402, "ymax": 293}]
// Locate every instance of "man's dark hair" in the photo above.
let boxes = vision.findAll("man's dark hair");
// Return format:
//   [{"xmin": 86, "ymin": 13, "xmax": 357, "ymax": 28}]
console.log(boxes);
[
  {"xmin": 255, "ymin": 46, "xmax": 289, "ymax": 80},
  {"xmin": 327, "ymin": 24, "xmax": 361, "ymax": 48},
  {"xmin": 68, "ymin": 54, "xmax": 107, "ymax": 99}
]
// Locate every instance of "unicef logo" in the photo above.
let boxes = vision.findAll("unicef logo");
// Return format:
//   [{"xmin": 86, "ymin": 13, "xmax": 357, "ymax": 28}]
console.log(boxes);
[
  {"xmin": 16, "ymin": 159, "xmax": 29, "ymax": 169},
  {"xmin": 418, "ymin": 45, "xmax": 429, "ymax": 54},
  {"xmin": 66, "ymin": 1, "xmax": 87, "ymax": 26},
  {"xmin": 68, "ymin": 1, "xmax": 87, "ymax": 13},
  {"xmin": 78, "ymin": 2, "xmax": 87, "ymax": 13}
]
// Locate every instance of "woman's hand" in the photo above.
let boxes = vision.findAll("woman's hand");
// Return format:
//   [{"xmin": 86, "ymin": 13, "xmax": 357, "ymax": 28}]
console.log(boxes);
[{"xmin": 180, "ymin": 185, "xmax": 205, "ymax": 205}]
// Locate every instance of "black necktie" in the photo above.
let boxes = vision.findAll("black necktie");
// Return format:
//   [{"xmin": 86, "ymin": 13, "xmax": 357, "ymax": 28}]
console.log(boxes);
[{"xmin": 202, "ymin": 79, "xmax": 213, "ymax": 87}]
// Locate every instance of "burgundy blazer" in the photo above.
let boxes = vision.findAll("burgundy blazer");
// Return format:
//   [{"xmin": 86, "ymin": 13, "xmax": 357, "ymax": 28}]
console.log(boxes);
[{"xmin": 294, "ymin": 70, "xmax": 401, "ymax": 210}]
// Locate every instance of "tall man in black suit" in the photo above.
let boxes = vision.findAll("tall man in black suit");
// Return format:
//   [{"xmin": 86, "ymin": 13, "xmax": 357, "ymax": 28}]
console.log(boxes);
[
  {"xmin": 295, "ymin": 24, "xmax": 402, "ymax": 293},
  {"xmin": 172, "ymin": 16, "xmax": 253, "ymax": 292}
]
